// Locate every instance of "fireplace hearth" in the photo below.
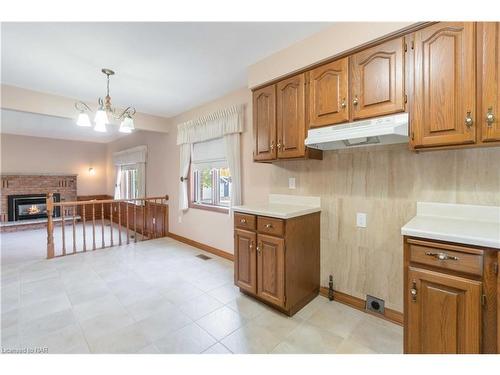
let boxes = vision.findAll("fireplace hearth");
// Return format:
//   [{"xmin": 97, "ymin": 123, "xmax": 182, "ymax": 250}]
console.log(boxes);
[{"xmin": 8, "ymin": 194, "xmax": 61, "ymax": 221}]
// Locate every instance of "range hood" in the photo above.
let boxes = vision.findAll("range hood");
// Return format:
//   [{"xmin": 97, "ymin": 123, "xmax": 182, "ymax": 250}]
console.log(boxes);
[{"xmin": 305, "ymin": 113, "xmax": 409, "ymax": 150}]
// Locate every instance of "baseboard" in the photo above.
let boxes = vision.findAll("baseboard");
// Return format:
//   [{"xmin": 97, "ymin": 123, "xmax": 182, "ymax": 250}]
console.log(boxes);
[
  {"xmin": 319, "ymin": 287, "xmax": 403, "ymax": 326},
  {"xmin": 167, "ymin": 232, "xmax": 234, "ymax": 261}
]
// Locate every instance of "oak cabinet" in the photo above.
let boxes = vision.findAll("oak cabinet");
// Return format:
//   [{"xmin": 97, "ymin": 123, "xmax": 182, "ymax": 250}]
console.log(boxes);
[
  {"xmin": 277, "ymin": 74, "xmax": 306, "ymax": 158},
  {"xmin": 481, "ymin": 22, "xmax": 500, "ymax": 142},
  {"xmin": 234, "ymin": 212, "xmax": 320, "ymax": 316},
  {"xmin": 253, "ymin": 85, "xmax": 277, "ymax": 161},
  {"xmin": 404, "ymin": 237, "xmax": 498, "ymax": 354},
  {"xmin": 234, "ymin": 229, "xmax": 257, "ymax": 294},
  {"xmin": 412, "ymin": 22, "xmax": 477, "ymax": 148},
  {"xmin": 406, "ymin": 266, "xmax": 482, "ymax": 354},
  {"xmin": 308, "ymin": 57, "xmax": 349, "ymax": 128},
  {"xmin": 257, "ymin": 233, "xmax": 285, "ymax": 307},
  {"xmin": 350, "ymin": 37, "xmax": 406, "ymax": 120}
]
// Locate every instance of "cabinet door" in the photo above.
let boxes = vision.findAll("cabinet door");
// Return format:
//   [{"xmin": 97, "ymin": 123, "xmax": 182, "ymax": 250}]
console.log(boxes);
[
  {"xmin": 257, "ymin": 234, "xmax": 285, "ymax": 307},
  {"xmin": 234, "ymin": 229, "xmax": 257, "ymax": 294},
  {"xmin": 253, "ymin": 85, "xmax": 277, "ymax": 161},
  {"xmin": 481, "ymin": 22, "xmax": 500, "ymax": 142},
  {"xmin": 350, "ymin": 37, "xmax": 405, "ymax": 120},
  {"xmin": 412, "ymin": 22, "xmax": 476, "ymax": 147},
  {"xmin": 309, "ymin": 57, "xmax": 349, "ymax": 128},
  {"xmin": 277, "ymin": 73, "xmax": 306, "ymax": 159},
  {"xmin": 406, "ymin": 267, "xmax": 481, "ymax": 354}
]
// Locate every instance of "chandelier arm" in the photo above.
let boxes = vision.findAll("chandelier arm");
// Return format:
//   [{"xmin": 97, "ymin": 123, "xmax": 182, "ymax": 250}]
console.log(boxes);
[
  {"xmin": 75, "ymin": 101, "xmax": 92, "ymax": 112},
  {"xmin": 114, "ymin": 106, "xmax": 137, "ymax": 120}
]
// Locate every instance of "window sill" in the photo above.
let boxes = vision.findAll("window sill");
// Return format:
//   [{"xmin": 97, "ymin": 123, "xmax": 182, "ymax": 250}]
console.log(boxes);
[{"xmin": 189, "ymin": 202, "xmax": 230, "ymax": 214}]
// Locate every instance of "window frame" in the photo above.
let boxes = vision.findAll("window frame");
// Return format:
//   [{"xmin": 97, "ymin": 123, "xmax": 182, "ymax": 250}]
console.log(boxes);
[{"xmin": 188, "ymin": 165, "xmax": 230, "ymax": 214}]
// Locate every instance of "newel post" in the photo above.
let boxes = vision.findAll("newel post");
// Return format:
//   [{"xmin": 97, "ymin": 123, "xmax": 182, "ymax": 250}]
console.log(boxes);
[{"xmin": 46, "ymin": 192, "xmax": 55, "ymax": 259}]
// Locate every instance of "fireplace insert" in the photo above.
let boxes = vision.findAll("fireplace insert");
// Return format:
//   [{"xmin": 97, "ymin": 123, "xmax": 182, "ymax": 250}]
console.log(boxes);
[{"xmin": 7, "ymin": 193, "xmax": 61, "ymax": 221}]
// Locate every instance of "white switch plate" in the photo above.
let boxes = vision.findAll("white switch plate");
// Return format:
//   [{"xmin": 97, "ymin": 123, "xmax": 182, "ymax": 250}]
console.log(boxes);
[
  {"xmin": 288, "ymin": 177, "xmax": 296, "ymax": 189},
  {"xmin": 356, "ymin": 213, "xmax": 367, "ymax": 228}
]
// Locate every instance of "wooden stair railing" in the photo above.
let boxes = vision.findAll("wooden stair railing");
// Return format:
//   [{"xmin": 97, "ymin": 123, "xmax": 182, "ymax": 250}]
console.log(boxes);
[{"xmin": 46, "ymin": 193, "xmax": 169, "ymax": 259}]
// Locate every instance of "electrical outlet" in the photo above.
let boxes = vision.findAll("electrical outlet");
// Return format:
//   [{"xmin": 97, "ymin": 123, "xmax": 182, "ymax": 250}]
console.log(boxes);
[
  {"xmin": 356, "ymin": 213, "xmax": 367, "ymax": 228},
  {"xmin": 178, "ymin": 216, "xmax": 182, "ymax": 224},
  {"xmin": 288, "ymin": 177, "xmax": 296, "ymax": 189}
]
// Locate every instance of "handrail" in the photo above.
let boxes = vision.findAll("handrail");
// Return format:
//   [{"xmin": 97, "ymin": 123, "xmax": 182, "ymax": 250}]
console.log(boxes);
[
  {"xmin": 53, "ymin": 195, "xmax": 169, "ymax": 207},
  {"xmin": 46, "ymin": 193, "xmax": 169, "ymax": 259}
]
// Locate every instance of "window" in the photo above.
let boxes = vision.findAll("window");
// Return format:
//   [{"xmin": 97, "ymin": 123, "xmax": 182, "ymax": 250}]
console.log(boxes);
[
  {"xmin": 189, "ymin": 138, "xmax": 231, "ymax": 212},
  {"xmin": 118, "ymin": 165, "xmax": 139, "ymax": 201}
]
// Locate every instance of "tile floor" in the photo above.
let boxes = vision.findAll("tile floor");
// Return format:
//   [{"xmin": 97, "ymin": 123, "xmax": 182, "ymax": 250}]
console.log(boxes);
[{"xmin": 1, "ymin": 228, "xmax": 403, "ymax": 354}]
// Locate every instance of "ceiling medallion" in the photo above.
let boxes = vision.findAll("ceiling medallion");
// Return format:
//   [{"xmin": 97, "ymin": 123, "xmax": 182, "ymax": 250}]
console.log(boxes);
[{"xmin": 74, "ymin": 68, "xmax": 136, "ymax": 133}]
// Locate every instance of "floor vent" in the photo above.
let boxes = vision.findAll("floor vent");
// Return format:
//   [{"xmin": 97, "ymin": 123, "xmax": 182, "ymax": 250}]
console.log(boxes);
[
  {"xmin": 196, "ymin": 254, "xmax": 212, "ymax": 260},
  {"xmin": 366, "ymin": 295, "xmax": 385, "ymax": 315}
]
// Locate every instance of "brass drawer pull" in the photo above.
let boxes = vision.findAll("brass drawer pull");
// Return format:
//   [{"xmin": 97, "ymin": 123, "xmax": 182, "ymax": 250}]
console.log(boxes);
[
  {"xmin": 265, "ymin": 223, "xmax": 273, "ymax": 229},
  {"xmin": 410, "ymin": 280, "xmax": 417, "ymax": 302},
  {"xmin": 425, "ymin": 251, "xmax": 459, "ymax": 261},
  {"xmin": 240, "ymin": 218, "xmax": 246, "ymax": 224}
]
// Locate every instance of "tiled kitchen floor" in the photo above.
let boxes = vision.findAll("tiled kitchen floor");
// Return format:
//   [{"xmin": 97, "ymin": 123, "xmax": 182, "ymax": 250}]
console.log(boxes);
[{"xmin": 1, "ymin": 229, "xmax": 403, "ymax": 354}]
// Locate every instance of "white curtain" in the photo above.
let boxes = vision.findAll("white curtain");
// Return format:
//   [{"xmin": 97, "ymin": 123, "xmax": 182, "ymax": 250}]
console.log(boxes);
[
  {"xmin": 136, "ymin": 162, "xmax": 146, "ymax": 198},
  {"xmin": 178, "ymin": 143, "xmax": 191, "ymax": 211},
  {"xmin": 113, "ymin": 145, "xmax": 147, "ymax": 201},
  {"xmin": 114, "ymin": 166, "xmax": 121, "ymax": 199},
  {"xmin": 177, "ymin": 104, "xmax": 244, "ymax": 212},
  {"xmin": 224, "ymin": 133, "xmax": 241, "ymax": 206}
]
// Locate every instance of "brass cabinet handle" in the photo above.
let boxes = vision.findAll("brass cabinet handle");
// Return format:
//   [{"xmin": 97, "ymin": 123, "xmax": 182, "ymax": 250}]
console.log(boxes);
[
  {"xmin": 265, "ymin": 223, "xmax": 273, "ymax": 229},
  {"xmin": 341, "ymin": 98, "xmax": 347, "ymax": 108},
  {"xmin": 249, "ymin": 241, "xmax": 254, "ymax": 250},
  {"xmin": 353, "ymin": 96, "xmax": 359, "ymax": 106},
  {"xmin": 410, "ymin": 280, "xmax": 417, "ymax": 302},
  {"xmin": 256, "ymin": 242, "xmax": 262, "ymax": 253},
  {"xmin": 425, "ymin": 251, "xmax": 459, "ymax": 261},
  {"xmin": 277, "ymin": 140, "xmax": 282, "ymax": 150},
  {"xmin": 270, "ymin": 141, "xmax": 275, "ymax": 150},
  {"xmin": 486, "ymin": 107, "xmax": 495, "ymax": 126},
  {"xmin": 240, "ymin": 218, "xmax": 246, "ymax": 224},
  {"xmin": 465, "ymin": 111, "xmax": 474, "ymax": 128}
]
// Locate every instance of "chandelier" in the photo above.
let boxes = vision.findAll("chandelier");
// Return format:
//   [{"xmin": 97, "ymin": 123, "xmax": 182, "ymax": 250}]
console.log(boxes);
[{"xmin": 75, "ymin": 68, "xmax": 136, "ymax": 133}]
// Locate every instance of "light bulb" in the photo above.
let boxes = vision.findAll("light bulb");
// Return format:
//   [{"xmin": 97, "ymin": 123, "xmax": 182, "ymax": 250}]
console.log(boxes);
[{"xmin": 76, "ymin": 112, "xmax": 91, "ymax": 127}]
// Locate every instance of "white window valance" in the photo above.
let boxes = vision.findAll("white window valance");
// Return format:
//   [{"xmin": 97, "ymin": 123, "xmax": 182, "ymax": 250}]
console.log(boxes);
[
  {"xmin": 176, "ymin": 104, "xmax": 244, "ymax": 145},
  {"xmin": 113, "ymin": 145, "xmax": 147, "ymax": 166}
]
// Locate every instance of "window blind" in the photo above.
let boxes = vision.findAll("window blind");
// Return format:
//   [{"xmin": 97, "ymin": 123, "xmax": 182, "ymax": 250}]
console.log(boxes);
[{"xmin": 191, "ymin": 137, "xmax": 227, "ymax": 170}]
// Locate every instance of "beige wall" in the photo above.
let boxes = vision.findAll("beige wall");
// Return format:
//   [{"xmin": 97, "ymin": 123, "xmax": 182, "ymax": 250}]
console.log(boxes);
[
  {"xmin": 105, "ymin": 130, "xmax": 170, "ymax": 198},
  {"xmin": 247, "ymin": 22, "xmax": 414, "ymax": 88},
  {"xmin": 0, "ymin": 133, "xmax": 108, "ymax": 195}
]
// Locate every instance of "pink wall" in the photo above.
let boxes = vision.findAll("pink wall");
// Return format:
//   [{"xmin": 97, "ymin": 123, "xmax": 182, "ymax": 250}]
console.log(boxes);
[{"xmin": 0, "ymin": 133, "xmax": 108, "ymax": 195}]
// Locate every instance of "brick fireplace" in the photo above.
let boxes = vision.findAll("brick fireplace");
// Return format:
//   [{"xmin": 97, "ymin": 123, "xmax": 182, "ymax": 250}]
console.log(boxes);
[{"xmin": 1, "ymin": 174, "xmax": 77, "ymax": 231}]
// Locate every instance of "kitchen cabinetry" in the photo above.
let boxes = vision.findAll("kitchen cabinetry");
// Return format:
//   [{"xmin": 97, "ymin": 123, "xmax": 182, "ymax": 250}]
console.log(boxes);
[
  {"xmin": 253, "ymin": 85, "xmax": 277, "ymax": 161},
  {"xmin": 411, "ymin": 22, "xmax": 477, "ymax": 148},
  {"xmin": 234, "ymin": 211, "xmax": 320, "ymax": 316},
  {"xmin": 480, "ymin": 22, "xmax": 500, "ymax": 142},
  {"xmin": 308, "ymin": 57, "xmax": 349, "ymax": 128},
  {"xmin": 404, "ymin": 237, "xmax": 498, "ymax": 354},
  {"xmin": 350, "ymin": 37, "xmax": 406, "ymax": 120}
]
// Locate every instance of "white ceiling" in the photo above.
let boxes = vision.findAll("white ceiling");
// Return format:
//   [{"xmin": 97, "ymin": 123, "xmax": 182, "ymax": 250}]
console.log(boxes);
[
  {"xmin": 1, "ymin": 22, "xmax": 331, "ymax": 117},
  {"xmin": 1, "ymin": 109, "xmax": 129, "ymax": 143}
]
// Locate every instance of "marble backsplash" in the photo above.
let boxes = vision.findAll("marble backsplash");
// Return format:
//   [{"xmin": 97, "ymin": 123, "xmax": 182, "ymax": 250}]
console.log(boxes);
[{"xmin": 270, "ymin": 144, "xmax": 500, "ymax": 312}]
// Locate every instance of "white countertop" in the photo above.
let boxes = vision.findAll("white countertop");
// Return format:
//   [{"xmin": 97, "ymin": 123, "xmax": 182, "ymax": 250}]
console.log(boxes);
[
  {"xmin": 232, "ymin": 194, "xmax": 321, "ymax": 219},
  {"xmin": 401, "ymin": 202, "xmax": 500, "ymax": 249}
]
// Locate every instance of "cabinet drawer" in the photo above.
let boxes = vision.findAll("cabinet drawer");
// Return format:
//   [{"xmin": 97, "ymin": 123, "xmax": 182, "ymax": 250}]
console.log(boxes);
[
  {"xmin": 409, "ymin": 243, "xmax": 483, "ymax": 276},
  {"xmin": 234, "ymin": 213, "xmax": 256, "ymax": 230},
  {"xmin": 257, "ymin": 216, "xmax": 285, "ymax": 237}
]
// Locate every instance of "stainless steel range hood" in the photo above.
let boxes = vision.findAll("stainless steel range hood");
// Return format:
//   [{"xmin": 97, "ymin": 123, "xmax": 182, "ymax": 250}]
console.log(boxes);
[{"xmin": 305, "ymin": 113, "xmax": 409, "ymax": 150}]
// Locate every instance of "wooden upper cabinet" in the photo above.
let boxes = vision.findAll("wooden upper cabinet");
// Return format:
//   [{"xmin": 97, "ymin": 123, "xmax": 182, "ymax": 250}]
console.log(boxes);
[
  {"xmin": 481, "ymin": 22, "xmax": 500, "ymax": 142},
  {"xmin": 253, "ymin": 85, "xmax": 276, "ymax": 161},
  {"xmin": 406, "ymin": 267, "xmax": 481, "ymax": 354},
  {"xmin": 277, "ymin": 73, "xmax": 306, "ymax": 158},
  {"xmin": 412, "ymin": 22, "xmax": 476, "ymax": 148},
  {"xmin": 308, "ymin": 57, "xmax": 349, "ymax": 128},
  {"xmin": 257, "ymin": 233, "xmax": 285, "ymax": 308},
  {"xmin": 234, "ymin": 229, "xmax": 257, "ymax": 294},
  {"xmin": 350, "ymin": 37, "xmax": 405, "ymax": 120}
]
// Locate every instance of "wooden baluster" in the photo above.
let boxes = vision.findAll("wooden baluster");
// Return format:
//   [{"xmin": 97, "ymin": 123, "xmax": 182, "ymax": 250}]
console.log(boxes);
[
  {"xmin": 134, "ymin": 202, "xmax": 137, "ymax": 243},
  {"xmin": 92, "ymin": 203, "xmax": 96, "ymax": 250},
  {"xmin": 82, "ymin": 204, "xmax": 87, "ymax": 252},
  {"xmin": 61, "ymin": 206, "xmax": 66, "ymax": 255},
  {"xmin": 142, "ymin": 199, "xmax": 146, "ymax": 241},
  {"xmin": 110, "ymin": 202, "xmax": 114, "ymax": 247},
  {"xmin": 163, "ymin": 196, "xmax": 168, "ymax": 237},
  {"xmin": 153, "ymin": 199, "xmax": 157, "ymax": 239},
  {"xmin": 126, "ymin": 202, "xmax": 130, "ymax": 245},
  {"xmin": 118, "ymin": 202, "xmax": 122, "ymax": 246},
  {"xmin": 72, "ymin": 205, "xmax": 76, "ymax": 253},
  {"xmin": 46, "ymin": 193, "xmax": 55, "ymax": 259},
  {"xmin": 101, "ymin": 202, "xmax": 105, "ymax": 248}
]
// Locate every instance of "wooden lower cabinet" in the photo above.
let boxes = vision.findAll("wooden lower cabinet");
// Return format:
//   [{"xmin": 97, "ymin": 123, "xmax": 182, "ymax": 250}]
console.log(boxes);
[
  {"xmin": 234, "ymin": 212, "xmax": 320, "ymax": 316},
  {"xmin": 404, "ymin": 237, "xmax": 498, "ymax": 354}
]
